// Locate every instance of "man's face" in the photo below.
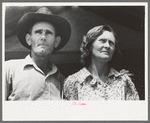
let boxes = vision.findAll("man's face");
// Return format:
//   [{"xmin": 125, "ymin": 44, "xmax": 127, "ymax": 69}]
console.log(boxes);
[{"xmin": 26, "ymin": 21, "xmax": 60, "ymax": 57}]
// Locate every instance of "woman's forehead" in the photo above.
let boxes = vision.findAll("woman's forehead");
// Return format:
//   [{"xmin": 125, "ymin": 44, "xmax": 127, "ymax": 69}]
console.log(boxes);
[{"xmin": 98, "ymin": 31, "xmax": 115, "ymax": 40}]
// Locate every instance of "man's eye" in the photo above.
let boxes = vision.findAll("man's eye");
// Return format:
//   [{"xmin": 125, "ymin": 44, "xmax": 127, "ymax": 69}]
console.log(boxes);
[
  {"xmin": 46, "ymin": 31, "xmax": 52, "ymax": 35},
  {"xmin": 35, "ymin": 30, "xmax": 42, "ymax": 34}
]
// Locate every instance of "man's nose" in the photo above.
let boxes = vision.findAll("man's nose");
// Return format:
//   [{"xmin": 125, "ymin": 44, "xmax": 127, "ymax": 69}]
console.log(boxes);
[{"xmin": 41, "ymin": 33, "xmax": 46, "ymax": 41}]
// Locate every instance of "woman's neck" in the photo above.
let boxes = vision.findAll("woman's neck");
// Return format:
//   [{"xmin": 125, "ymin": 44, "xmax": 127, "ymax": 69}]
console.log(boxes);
[{"xmin": 87, "ymin": 57, "xmax": 110, "ymax": 82}]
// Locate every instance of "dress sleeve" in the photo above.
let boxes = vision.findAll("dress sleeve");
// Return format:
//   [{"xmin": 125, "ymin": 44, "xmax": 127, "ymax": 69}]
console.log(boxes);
[
  {"xmin": 63, "ymin": 75, "xmax": 78, "ymax": 100},
  {"xmin": 123, "ymin": 74, "xmax": 140, "ymax": 100}
]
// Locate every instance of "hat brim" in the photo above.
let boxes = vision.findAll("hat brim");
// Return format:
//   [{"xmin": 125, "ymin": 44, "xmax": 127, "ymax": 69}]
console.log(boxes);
[{"xmin": 17, "ymin": 12, "xmax": 71, "ymax": 51}]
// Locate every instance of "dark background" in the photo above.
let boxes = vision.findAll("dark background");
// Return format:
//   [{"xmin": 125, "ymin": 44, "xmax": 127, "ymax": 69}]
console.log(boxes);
[{"xmin": 5, "ymin": 6, "xmax": 145, "ymax": 100}]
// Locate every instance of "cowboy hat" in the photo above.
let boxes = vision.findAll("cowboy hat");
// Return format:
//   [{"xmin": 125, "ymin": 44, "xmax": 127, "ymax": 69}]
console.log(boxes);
[{"xmin": 16, "ymin": 7, "xmax": 71, "ymax": 51}]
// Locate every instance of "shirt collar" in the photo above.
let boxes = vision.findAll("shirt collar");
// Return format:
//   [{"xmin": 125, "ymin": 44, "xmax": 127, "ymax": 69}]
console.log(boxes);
[
  {"xmin": 23, "ymin": 55, "xmax": 58, "ymax": 75},
  {"xmin": 47, "ymin": 63, "xmax": 58, "ymax": 76},
  {"xmin": 23, "ymin": 54, "xmax": 35, "ymax": 66}
]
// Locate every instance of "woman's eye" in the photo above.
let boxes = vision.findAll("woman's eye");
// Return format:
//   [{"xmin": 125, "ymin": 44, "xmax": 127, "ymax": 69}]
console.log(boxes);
[
  {"xmin": 109, "ymin": 41, "xmax": 115, "ymax": 46},
  {"xmin": 99, "ymin": 39, "xmax": 106, "ymax": 43}
]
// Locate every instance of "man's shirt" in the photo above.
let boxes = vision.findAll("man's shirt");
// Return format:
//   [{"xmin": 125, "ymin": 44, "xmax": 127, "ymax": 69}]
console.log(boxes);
[{"xmin": 5, "ymin": 55, "xmax": 64, "ymax": 101}]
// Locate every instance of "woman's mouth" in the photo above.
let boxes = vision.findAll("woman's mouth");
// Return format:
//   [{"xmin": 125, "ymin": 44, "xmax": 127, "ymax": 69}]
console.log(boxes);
[{"xmin": 101, "ymin": 51, "xmax": 109, "ymax": 54}]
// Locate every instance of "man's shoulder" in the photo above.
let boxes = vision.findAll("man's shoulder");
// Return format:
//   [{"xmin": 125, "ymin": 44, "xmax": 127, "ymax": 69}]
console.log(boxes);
[
  {"xmin": 5, "ymin": 58, "xmax": 25, "ymax": 64},
  {"xmin": 4, "ymin": 58, "xmax": 26, "ymax": 69}
]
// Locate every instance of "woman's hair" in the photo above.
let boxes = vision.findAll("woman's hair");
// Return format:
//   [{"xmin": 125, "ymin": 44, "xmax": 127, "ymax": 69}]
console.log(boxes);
[{"xmin": 80, "ymin": 25, "xmax": 121, "ymax": 67}]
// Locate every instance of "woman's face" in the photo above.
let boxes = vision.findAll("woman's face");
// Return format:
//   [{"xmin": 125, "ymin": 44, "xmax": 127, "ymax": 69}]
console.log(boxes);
[{"xmin": 91, "ymin": 30, "xmax": 116, "ymax": 62}]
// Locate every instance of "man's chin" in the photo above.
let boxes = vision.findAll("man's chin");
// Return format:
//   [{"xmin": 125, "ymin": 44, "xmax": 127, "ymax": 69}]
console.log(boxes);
[{"xmin": 36, "ymin": 51, "xmax": 52, "ymax": 57}]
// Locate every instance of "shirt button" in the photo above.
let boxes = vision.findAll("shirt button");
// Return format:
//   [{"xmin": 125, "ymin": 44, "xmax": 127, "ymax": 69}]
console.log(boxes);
[{"xmin": 104, "ymin": 84, "xmax": 107, "ymax": 87}]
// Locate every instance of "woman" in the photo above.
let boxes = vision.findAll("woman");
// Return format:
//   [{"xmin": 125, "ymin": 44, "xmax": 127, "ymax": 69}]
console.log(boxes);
[{"xmin": 63, "ymin": 25, "xmax": 139, "ymax": 100}]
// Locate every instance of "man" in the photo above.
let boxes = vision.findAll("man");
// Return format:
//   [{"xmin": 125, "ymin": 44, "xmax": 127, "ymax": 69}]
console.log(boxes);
[{"xmin": 5, "ymin": 7, "xmax": 71, "ymax": 101}]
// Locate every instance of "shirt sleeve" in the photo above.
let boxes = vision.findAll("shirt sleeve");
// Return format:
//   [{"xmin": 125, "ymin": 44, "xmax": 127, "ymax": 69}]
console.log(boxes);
[
  {"xmin": 4, "ymin": 61, "xmax": 13, "ymax": 100},
  {"xmin": 123, "ymin": 74, "xmax": 140, "ymax": 100},
  {"xmin": 58, "ymin": 73, "xmax": 65, "ymax": 98},
  {"xmin": 63, "ymin": 75, "xmax": 78, "ymax": 100}
]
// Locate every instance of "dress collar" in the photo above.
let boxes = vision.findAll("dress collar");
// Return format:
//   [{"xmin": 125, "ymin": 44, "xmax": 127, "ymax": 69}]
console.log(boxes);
[
  {"xmin": 80, "ymin": 67, "xmax": 120, "ymax": 79},
  {"xmin": 108, "ymin": 68, "xmax": 120, "ymax": 78},
  {"xmin": 79, "ymin": 67, "xmax": 121, "ymax": 86}
]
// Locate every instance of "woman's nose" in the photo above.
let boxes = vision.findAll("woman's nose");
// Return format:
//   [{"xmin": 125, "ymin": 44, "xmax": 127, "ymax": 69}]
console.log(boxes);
[{"xmin": 104, "ymin": 41, "xmax": 110, "ymax": 48}]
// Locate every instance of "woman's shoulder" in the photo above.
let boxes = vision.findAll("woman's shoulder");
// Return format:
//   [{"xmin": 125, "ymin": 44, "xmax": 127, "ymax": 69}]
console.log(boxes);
[
  {"xmin": 63, "ymin": 68, "xmax": 87, "ymax": 100},
  {"xmin": 117, "ymin": 69, "xmax": 135, "ymax": 85},
  {"xmin": 64, "ymin": 68, "xmax": 85, "ymax": 84},
  {"xmin": 113, "ymin": 68, "xmax": 139, "ymax": 100},
  {"xmin": 110, "ymin": 68, "xmax": 136, "ymax": 87},
  {"xmin": 64, "ymin": 67, "xmax": 91, "ymax": 84},
  {"xmin": 111, "ymin": 68, "xmax": 133, "ymax": 80}
]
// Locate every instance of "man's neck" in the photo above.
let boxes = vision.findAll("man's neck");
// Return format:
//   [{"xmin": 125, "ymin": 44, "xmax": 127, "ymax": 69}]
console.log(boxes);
[{"xmin": 31, "ymin": 53, "xmax": 51, "ymax": 75}]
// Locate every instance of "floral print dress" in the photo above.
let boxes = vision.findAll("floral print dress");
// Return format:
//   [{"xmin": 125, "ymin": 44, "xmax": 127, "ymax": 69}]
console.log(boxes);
[{"xmin": 63, "ymin": 67, "xmax": 139, "ymax": 100}]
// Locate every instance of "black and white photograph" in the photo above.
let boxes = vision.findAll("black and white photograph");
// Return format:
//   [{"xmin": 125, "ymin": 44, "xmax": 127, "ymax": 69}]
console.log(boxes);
[{"xmin": 2, "ymin": 2, "xmax": 148, "ymax": 121}]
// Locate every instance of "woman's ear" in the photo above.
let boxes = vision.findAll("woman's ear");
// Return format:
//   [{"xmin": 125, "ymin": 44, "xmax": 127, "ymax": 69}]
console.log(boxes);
[
  {"xmin": 25, "ymin": 34, "xmax": 32, "ymax": 46},
  {"xmin": 54, "ymin": 36, "xmax": 61, "ymax": 48},
  {"xmin": 89, "ymin": 45, "xmax": 92, "ymax": 51}
]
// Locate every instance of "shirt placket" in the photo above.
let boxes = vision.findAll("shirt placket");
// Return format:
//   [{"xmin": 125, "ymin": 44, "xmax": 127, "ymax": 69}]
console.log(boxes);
[
  {"xmin": 46, "ymin": 73, "xmax": 61, "ymax": 100},
  {"xmin": 103, "ymin": 83, "xmax": 108, "ymax": 100},
  {"xmin": 45, "ymin": 74, "xmax": 52, "ymax": 100},
  {"xmin": 98, "ymin": 79, "xmax": 109, "ymax": 100},
  {"xmin": 39, "ymin": 69, "xmax": 51, "ymax": 100},
  {"xmin": 36, "ymin": 66, "xmax": 57, "ymax": 100},
  {"xmin": 45, "ymin": 79, "xmax": 50, "ymax": 100}
]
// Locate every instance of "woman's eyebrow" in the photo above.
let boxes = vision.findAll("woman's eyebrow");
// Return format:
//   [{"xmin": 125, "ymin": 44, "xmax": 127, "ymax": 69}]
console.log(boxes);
[{"xmin": 99, "ymin": 38, "xmax": 107, "ymax": 41}]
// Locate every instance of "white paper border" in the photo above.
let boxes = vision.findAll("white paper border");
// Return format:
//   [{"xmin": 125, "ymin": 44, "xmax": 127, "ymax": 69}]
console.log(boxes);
[{"xmin": 2, "ymin": 2, "xmax": 148, "ymax": 121}]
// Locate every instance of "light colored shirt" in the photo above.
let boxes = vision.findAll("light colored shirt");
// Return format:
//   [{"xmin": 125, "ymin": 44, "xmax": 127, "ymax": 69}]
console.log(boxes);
[
  {"xmin": 63, "ymin": 67, "xmax": 139, "ymax": 100},
  {"xmin": 5, "ymin": 55, "xmax": 64, "ymax": 101}
]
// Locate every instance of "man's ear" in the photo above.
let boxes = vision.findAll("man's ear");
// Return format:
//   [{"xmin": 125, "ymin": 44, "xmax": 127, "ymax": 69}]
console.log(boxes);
[
  {"xmin": 25, "ymin": 34, "xmax": 32, "ymax": 46},
  {"xmin": 54, "ymin": 36, "xmax": 61, "ymax": 48}
]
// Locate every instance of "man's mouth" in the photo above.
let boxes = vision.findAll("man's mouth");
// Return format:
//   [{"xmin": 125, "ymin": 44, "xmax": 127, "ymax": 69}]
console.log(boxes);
[{"xmin": 38, "ymin": 44, "xmax": 48, "ymax": 47}]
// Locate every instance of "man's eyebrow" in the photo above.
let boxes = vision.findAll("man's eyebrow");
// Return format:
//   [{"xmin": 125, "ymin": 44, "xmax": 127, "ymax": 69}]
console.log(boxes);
[
  {"xmin": 34, "ymin": 29, "xmax": 54, "ymax": 33},
  {"xmin": 45, "ymin": 29, "xmax": 53, "ymax": 33},
  {"xmin": 34, "ymin": 29, "xmax": 42, "ymax": 32}
]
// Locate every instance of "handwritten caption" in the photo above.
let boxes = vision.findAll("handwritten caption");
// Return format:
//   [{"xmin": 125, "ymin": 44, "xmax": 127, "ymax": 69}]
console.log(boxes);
[{"xmin": 72, "ymin": 102, "xmax": 86, "ymax": 105}]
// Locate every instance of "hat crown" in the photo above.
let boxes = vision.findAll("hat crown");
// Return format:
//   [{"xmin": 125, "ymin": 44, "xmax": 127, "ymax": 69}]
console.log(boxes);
[{"xmin": 36, "ymin": 7, "xmax": 53, "ymax": 15}]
